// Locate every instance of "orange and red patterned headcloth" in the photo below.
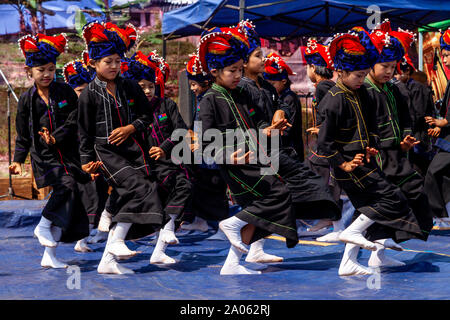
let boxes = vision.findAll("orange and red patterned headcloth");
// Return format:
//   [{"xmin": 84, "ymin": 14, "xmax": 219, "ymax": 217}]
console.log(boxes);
[
  {"xmin": 186, "ymin": 53, "xmax": 210, "ymax": 83},
  {"xmin": 82, "ymin": 21, "xmax": 137, "ymax": 60},
  {"xmin": 18, "ymin": 33, "xmax": 67, "ymax": 67},
  {"xmin": 263, "ymin": 52, "xmax": 296, "ymax": 81},
  {"xmin": 303, "ymin": 38, "xmax": 333, "ymax": 70}
]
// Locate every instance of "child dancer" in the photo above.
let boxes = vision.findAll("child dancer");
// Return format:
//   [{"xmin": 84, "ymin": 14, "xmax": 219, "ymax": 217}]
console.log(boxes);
[
  {"xmin": 63, "ymin": 53, "xmax": 110, "ymax": 252},
  {"xmin": 424, "ymin": 28, "xmax": 450, "ymax": 227},
  {"xmin": 78, "ymin": 21, "xmax": 167, "ymax": 274},
  {"xmin": 9, "ymin": 33, "xmax": 91, "ymax": 268},
  {"xmin": 121, "ymin": 51, "xmax": 192, "ymax": 264},
  {"xmin": 301, "ymin": 39, "xmax": 350, "ymax": 241},
  {"xmin": 360, "ymin": 23, "xmax": 433, "ymax": 261},
  {"xmin": 182, "ymin": 53, "xmax": 230, "ymax": 233},
  {"xmin": 236, "ymin": 21, "xmax": 341, "ymax": 250},
  {"xmin": 198, "ymin": 26, "xmax": 299, "ymax": 275},
  {"xmin": 317, "ymin": 31, "xmax": 425, "ymax": 276}
]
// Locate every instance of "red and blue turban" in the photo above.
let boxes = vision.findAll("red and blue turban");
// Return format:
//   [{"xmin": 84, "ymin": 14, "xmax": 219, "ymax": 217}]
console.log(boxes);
[
  {"xmin": 186, "ymin": 53, "xmax": 211, "ymax": 82},
  {"xmin": 369, "ymin": 20, "xmax": 415, "ymax": 63},
  {"xmin": 329, "ymin": 32, "xmax": 375, "ymax": 71},
  {"xmin": 63, "ymin": 51, "xmax": 96, "ymax": 88},
  {"xmin": 263, "ymin": 52, "xmax": 296, "ymax": 81},
  {"xmin": 237, "ymin": 20, "xmax": 261, "ymax": 57},
  {"xmin": 18, "ymin": 33, "xmax": 67, "ymax": 67},
  {"xmin": 121, "ymin": 51, "xmax": 165, "ymax": 98},
  {"xmin": 82, "ymin": 21, "xmax": 137, "ymax": 60},
  {"xmin": 397, "ymin": 53, "xmax": 416, "ymax": 74},
  {"xmin": 303, "ymin": 38, "xmax": 333, "ymax": 69},
  {"xmin": 440, "ymin": 28, "xmax": 450, "ymax": 52},
  {"xmin": 198, "ymin": 26, "xmax": 249, "ymax": 72}
]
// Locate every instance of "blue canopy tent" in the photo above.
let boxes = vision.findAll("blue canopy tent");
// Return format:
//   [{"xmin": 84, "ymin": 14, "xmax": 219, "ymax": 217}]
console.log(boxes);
[{"xmin": 162, "ymin": 0, "xmax": 450, "ymax": 39}]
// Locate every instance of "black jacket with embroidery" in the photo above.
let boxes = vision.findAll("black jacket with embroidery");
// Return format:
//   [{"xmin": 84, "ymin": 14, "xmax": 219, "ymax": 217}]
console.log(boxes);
[{"xmin": 14, "ymin": 81, "xmax": 89, "ymax": 188}]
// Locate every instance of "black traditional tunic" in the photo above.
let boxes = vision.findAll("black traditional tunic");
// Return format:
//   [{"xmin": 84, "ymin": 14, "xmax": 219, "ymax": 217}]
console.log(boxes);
[
  {"xmin": 424, "ymin": 81, "xmax": 450, "ymax": 218},
  {"xmin": 78, "ymin": 76, "xmax": 167, "ymax": 240},
  {"xmin": 188, "ymin": 91, "xmax": 229, "ymax": 222},
  {"xmin": 279, "ymin": 87, "xmax": 305, "ymax": 161},
  {"xmin": 394, "ymin": 79, "xmax": 435, "ymax": 174},
  {"xmin": 14, "ymin": 81, "xmax": 91, "ymax": 242},
  {"xmin": 305, "ymin": 79, "xmax": 341, "ymax": 202},
  {"xmin": 317, "ymin": 80, "xmax": 426, "ymax": 242},
  {"xmin": 199, "ymin": 83, "xmax": 298, "ymax": 248},
  {"xmin": 365, "ymin": 78, "xmax": 433, "ymax": 238},
  {"xmin": 146, "ymin": 97, "xmax": 192, "ymax": 218},
  {"xmin": 239, "ymin": 77, "xmax": 341, "ymax": 220}
]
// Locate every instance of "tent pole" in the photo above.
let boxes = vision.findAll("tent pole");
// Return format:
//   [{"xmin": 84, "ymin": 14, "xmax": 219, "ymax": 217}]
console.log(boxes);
[
  {"xmin": 162, "ymin": 37, "xmax": 167, "ymax": 59},
  {"xmin": 239, "ymin": 0, "xmax": 245, "ymax": 21},
  {"xmin": 418, "ymin": 32, "xmax": 423, "ymax": 71}
]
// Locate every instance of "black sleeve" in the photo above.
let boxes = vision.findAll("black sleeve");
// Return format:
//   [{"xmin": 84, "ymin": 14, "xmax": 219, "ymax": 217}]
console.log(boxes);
[
  {"xmin": 317, "ymin": 93, "xmax": 346, "ymax": 167},
  {"xmin": 362, "ymin": 90, "xmax": 380, "ymax": 149},
  {"xmin": 128, "ymin": 80, "xmax": 152, "ymax": 132},
  {"xmin": 159, "ymin": 98, "xmax": 187, "ymax": 155},
  {"xmin": 52, "ymin": 85, "xmax": 79, "ymax": 147},
  {"xmin": 13, "ymin": 93, "xmax": 31, "ymax": 163},
  {"xmin": 281, "ymin": 93, "xmax": 300, "ymax": 137},
  {"xmin": 394, "ymin": 85, "xmax": 413, "ymax": 139},
  {"xmin": 77, "ymin": 88, "xmax": 97, "ymax": 165}
]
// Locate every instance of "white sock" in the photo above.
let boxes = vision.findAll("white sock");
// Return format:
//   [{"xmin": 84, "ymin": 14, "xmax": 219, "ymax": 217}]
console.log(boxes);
[
  {"xmin": 87, "ymin": 229, "xmax": 108, "ymax": 244},
  {"xmin": 150, "ymin": 231, "xmax": 177, "ymax": 265},
  {"xmin": 339, "ymin": 214, "xmax": 377, "ymax": 251},
  {"xmin": 220, "ymin": 246, "xmax": 261, "ymax": 275},
  {"xmin": 374, "ymin": 238, "xmax": 403, "ymax": 251},
  {"xmin": 219, "ymin": 216, "xmax": 249, "ymax": 254},
  {"xmin": 338, "ymin": 243, "xmax": 374, "ymax": 276},
  {"xmin": 34, "ymin": 216, "xmax": 57, "ymax": 248},
  {"xmin": 368, "ymin": 243, "xmax": 406, "ymax": 267},
  {"xmin": 245, "ymin": 239, "xmax": 283, "ymax": 263},
  {"xmin": 107, "ymin": 223, "xmax": 137, "ymax": 259},
  {"xmin": 181, "ymin": 216, "xmax": 209, "ymax": 232},
  {"xmin": 98, "ymin": 210, "xmax": 112, "ymax": 232},
  {"xmin": 98, "ymin": 229, "xmax": 134, "ymax": 275},
  {"xmin": 41, "ymin": 246, "xmax": 68, "ymax": 269},
  {"xmin": 316, "ymin": 231, "xmax": 342, "ymax": 242},
  {"xmin": 159, "ymin": 214, "xmax": 179, "ymax": 245}
]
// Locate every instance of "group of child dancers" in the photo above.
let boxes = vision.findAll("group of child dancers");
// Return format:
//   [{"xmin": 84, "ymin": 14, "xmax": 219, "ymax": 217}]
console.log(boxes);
[{"xmin": 8, "ymin": 18, "xmax": 450, "ymax": 276}]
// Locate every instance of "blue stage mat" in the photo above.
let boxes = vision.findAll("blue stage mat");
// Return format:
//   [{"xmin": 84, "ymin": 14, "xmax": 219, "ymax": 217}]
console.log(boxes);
[{"xmin": 0, "ymin": 200, "xmax": 449, "ymax": 300}]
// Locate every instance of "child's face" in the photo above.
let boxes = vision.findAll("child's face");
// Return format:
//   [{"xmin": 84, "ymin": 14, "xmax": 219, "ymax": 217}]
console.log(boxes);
[
  {"xmin": 369, "ymin": 61, "xmax": 397, "ymax": 84},
  {"xmin": 138, "ymin": 79, "xmax": 155, "ymax": 101},
  {"xmin": 74, "ymin": 83, "xmax": 88, "ymax": 97},
  {"xmin": 340, "ymin": 69, "xmax": 370, "ymax": 90},
  {"xmin": 28, "ymin": 62, "xmax": 56, "ymax": 88},
  {"xmin": 212, "ymin": 59, "xmax": 243, "ymax": 90},
  {"xmin": 189, "ymin": 80, "xmax": 208, "ymax": 97},
  {"xmin": 244, "ymin": 47, "xmax": 264, "ymax": 75},
  {"xmin": 267, "ymin": 79, "xmax": 286, "ymax": 95},
  {"xmin": 306, "ymin": 64, "xmax": 316, "ymax": 83},
  {"xmin": 90, "ymin": 54, "xmax": 121, "ymax": 81},
  {"xmin": 442, "ymin": 49, "xmax": 450, "ymax": 68}
]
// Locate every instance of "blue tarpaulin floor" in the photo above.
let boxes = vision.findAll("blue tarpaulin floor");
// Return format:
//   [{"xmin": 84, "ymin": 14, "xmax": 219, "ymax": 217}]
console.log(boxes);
[{"xmin": 0, "ymin": 200, "xmax": 449, "ymax": 300}]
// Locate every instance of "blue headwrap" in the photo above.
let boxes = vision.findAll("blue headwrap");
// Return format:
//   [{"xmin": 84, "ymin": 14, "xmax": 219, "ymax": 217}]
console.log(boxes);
[
  {"xmin": 18, "ymin": 33, "xmax": 67, "ymax": 67},
  {"xmin": 198, "ymin": 27, "xmax": 250, "ymax": 72},
  {"xmin": 237, "ymin": 20, "xmax": 261, "ymax": 58},
  {"xmin": 121, "ymin": 51, "xmax": 157, "ymax": 83},
  {"xmin": 63, "ymin": 60, "xmax": 96, "ymax": 88},
  {"xmin": 82, "ymin": 21, "xmax": 137, "ymax": 60},
  {"xmin": 329, "ymin": 33, "xmax": 376, "ymax": 71},
  {"xmin": 440, "ymin": 28, "xmax": 450, "ymax": 52}
]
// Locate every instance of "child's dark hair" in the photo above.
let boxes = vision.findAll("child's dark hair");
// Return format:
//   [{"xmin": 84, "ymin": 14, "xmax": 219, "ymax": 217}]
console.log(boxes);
[{"xmin": 314, "ymin": 65, "xmax": 333, "ymax": 79}]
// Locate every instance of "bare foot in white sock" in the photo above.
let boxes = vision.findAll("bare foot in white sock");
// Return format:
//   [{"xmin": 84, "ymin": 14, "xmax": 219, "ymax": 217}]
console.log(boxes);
[
  {"xmin": 159, "ymin": 229, "xmax": 179, "ymax": 245},
  {"xmin": 181, "ymin": 216, "xmax": 209, "ymax": 232},
  {"xmin": 97, "ymin": 210, "xmax": 112, "ymax": 232},
  {"xmin": 150, "ymin": 234, "xmax": 177, "ymax": 265},
  {"xmin": 98, "ymin": 230, "xmax": 134, "ymax": 275},
  {"xmin": 74, "ymin": 237, "xmax": 93, "ymax": 253},
  {"xmin": 317, "ymin": 231, "xmax": 342, "ymax": 242},
  {"xmin": 245, "ymin": 239, "xmax": 283, "ymax": 263},
  {"xmin": 41, "ymin": 247, "xmax": 68, "ymax": 269},
  {"xmin": 87, "ymin": 229, "xmax": 108, "ymax": 244},
  {"xmin": 338, "ymin": 243, "xmax": 374, "ymax": 276},
  {"xmin": 339, "ymin": 215, "xmax": 377, "ymax": 251},
  {"xmin": 219, "ymin": 216, "xmax": 249, "ymax": 254},
  {"xmin": 221, "ymin": 246, "xmax": 262, "ymax": 275},
  {"xmin": 374, "ymin": 238, "xmax": 403, "ymax": 251},
  {"xmin": 368, "ymin": 244, "xmax": 405, "ymax": 267},
  {"xmin": 34, "ymin": 216, "xmax": 57, "ymax": 248}
]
